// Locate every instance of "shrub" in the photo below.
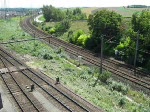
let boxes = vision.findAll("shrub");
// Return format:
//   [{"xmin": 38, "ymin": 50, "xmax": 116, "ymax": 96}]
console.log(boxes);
[
  {"xmin": 119, "ymin": 98, "xmax": 126, "ymax": 107},
  {"xmin": 49, "ymin": 27, "xmax": 56, "ymax": 34},
  {"xmin": 70, "ymin": 30, "xmax": 84, "ymax": 44},
  {"xmin": 99, "ymin": 71, "xmax": 111, "ymax": 83},
  {"xmin": 55, "ymin": 19, "xmax": 71, "ymax": 32},
  {"xmin": 43, "ymin": 53, "xmax": 53, "ymax": 60},
  {"xmin": 110, "ymin": 81, "xmax": 129, "ymax": 95},
  {"xmin": 22, "ymin": 33, "xmax": 25, "ymax": 36},
  {"xmin": 45, "ymin": 26, "xmax": 51, "ymax": 31},
  {"xmin": 77, "ymin": 34, "xmax": 90, "ymax": 47}
]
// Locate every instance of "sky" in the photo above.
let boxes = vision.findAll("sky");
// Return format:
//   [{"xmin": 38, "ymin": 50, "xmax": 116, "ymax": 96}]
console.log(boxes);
[{"xmin": 0, "ymin": 0, "xmax": 150, "ymax": 8}]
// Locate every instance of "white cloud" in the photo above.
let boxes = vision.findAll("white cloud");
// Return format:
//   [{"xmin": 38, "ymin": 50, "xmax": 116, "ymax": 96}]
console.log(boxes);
[{"xmin": 0, "ymin": 0, "xmax": 149, "ymax": 8}]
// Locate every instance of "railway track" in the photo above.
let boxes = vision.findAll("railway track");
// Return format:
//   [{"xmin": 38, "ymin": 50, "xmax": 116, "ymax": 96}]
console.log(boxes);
[
  {"xmin": 20, "ymin": 16, "xmax": 150, "ymax": 94},
  {"xmin": 0, "ymin": 46, "xmax": 101, "ymax": 111},
  {"xmin": 0, "ymin": 51, "xmax": 44, "ymax": 112}
]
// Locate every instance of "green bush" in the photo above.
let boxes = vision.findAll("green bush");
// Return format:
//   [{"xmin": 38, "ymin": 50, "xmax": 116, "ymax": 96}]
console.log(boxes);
[
  {"xmin": 55, "ymin": 19, "xmax": 71, "ymax": 32},
  {"xmin": 49, "ymin": 27, "xmax": 56, "ymax": 34},
  {"xmin": 77, "ymin": 34, "xmax": 90, "ymax": 47},
  {"xmin": 99, "ymin": 71, "xmax": 111, "ymax": 83},
  {"xmin": 43, "ymin": 53, "xmax": 53, "ymax": 60},
  {"xmin": 119, "ymin": 98, "xmax": 126, "ymax": 107},
  {"xmin": 70, "ymin": 30, "xmax": 84, "ymax": 44},
  {"xmin": 110, "ymin": 81, "xmax": 129, "ymax": 95},
  {"xmin": 45, "ymin": 26, "xmax": 51, "ymax": 31},
  {"xmin": 22, "ymin": 32, "xmax": 25, "ymax": 36}
]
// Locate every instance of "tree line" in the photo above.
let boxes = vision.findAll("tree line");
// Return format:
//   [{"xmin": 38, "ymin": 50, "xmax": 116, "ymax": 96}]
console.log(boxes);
[
  {"xmin": 41, "ymin": 5, "xmax": 150, "ymax": 70},
  {"xmin": 71, "ymin": 9, "xmax": 150, "ymax": 70},
  {"xmin": 42, "ymin": 5, "xmax": 87, "ymax": 22}
]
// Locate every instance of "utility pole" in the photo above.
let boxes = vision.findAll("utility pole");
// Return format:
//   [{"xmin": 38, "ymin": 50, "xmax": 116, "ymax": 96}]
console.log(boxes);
[
  {"xmin": 134, "ymin": 31, "xmax": 139, "ymax": 75},
  {"xmin": 100, "ymin": 35, "xmax": 104, "ymax": 74}
]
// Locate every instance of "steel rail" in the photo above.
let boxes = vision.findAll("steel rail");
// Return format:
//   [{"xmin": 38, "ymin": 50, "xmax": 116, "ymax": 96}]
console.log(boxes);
[
  {"xmin": 0, "ymin": 56, "xmax": 40, "ymax": 112},
  {"xmin": 21, "ymin": 16, "xmax": 150, "ymax": 91},
  {"xmin": 0, "ymin": 46, "xmax": 90, "ymax": 112}
]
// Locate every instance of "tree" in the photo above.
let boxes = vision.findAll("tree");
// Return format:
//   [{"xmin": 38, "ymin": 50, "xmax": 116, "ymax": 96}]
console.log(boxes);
[
  {"xmin": 65, "ymin": 8, "xmax": 87, "ymax": 20},
  {"xmin": 42, "ymin": 5, "xmax": 65, "ymax": 22},
  {"xmin": 132, "ymin": 10, "xmax": 150, "ymax": 35},
  {"xmin": 73, "ymin": 8, "xmax": 82, "ymax": 15},
  {"xmin": 55, "ymin": 19, "xmax": 71, "ymax": 32},
  {"xmin": 42, "ymin": 5, "xmax": 52, "ymax": 22},
  {"xmin": 131, "ymin": 10, "xmax": 150, "ymax": 67},
  {"xmin": 87, "ymin": 9, "xmax": 122, "ymax": 52},
  {"xmin": 88, "ymin": 9, "xmax": 122, "ymax": 38}
]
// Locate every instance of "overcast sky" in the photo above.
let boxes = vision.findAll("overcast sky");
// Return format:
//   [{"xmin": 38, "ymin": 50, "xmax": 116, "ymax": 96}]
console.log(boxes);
[{"xmin": 0, "ymin": 0, "xmax": 150, "ymax": 8}]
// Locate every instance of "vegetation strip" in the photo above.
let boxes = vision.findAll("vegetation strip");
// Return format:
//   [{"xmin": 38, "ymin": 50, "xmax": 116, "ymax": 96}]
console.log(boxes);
[{"xmin": 0, "ymin": 16, "xmax": 150, "ymax": 112}]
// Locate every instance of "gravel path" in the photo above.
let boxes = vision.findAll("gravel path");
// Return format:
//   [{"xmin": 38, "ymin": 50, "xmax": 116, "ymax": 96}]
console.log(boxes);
[{"xmin": 33, "ymin": 90, "xmax": 61, "ymax": 112}]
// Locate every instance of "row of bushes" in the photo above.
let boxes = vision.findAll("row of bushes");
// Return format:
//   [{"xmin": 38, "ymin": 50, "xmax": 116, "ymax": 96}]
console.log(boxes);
[{"xmin": 40, "ymin": 19, "xmax": 71, "ymax": 36}]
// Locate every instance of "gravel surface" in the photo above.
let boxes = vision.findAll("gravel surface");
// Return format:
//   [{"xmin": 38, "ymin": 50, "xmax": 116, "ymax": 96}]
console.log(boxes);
[{"xmin": 0, "ymin": 79, "xmax": 17, "ymax": 112}]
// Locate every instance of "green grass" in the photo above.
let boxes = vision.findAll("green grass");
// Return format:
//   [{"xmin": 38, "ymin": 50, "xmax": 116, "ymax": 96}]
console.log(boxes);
[
  {"xmin": 81, "ymin": 7, "xmax": 100, "ymax": 16},
  {"xmin": 38, "ymin": 19, "xmax": 89, "ymax": 41},
  {"xmin": 0, "ymin": 18, "xmax": 31, "ymax": 42},
  {"xmin": 0, "ymin": 17, "xmax": 150, "ymax": 112},
  {"xmin": 38, "ymin": 16, "xmax": 45, "ymax": 22}
]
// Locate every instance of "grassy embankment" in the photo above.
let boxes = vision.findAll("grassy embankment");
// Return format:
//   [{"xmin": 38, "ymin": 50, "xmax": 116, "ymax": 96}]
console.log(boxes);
[{"xmin": 0, "ymin": 17, "xmax": 149, "ymax": 112}]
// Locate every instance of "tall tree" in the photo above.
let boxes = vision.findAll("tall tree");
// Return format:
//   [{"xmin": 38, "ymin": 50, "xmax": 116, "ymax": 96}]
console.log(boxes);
[
  {"xmin": 131, "ymin": 10, "xmax": 150, "ymax": 66},
  {"xmin": 88, "ymin": 9, "xmax": 122, "ymax": 38},
  {"xmin": 87, "ymin": 9, "xmax": 122, "ymax": 52},
  {"xmin": 131, "ymin": 10, "xmax": 150, "ymax": 36},
  {"xmin": 42, "ymin": 5, "xmax": 65, "ymax": 22}
]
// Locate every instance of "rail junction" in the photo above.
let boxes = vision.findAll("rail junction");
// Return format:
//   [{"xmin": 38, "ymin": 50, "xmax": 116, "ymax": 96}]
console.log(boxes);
[{"xmin": 0, "ymin": 44, "xmax": 102, "ymax": 111}]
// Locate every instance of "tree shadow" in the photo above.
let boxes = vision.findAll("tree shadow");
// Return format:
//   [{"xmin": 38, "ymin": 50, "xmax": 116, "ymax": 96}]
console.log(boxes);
[{"xmin": 0, "ymin": 93, "xmax": 3, "ymax": 110}]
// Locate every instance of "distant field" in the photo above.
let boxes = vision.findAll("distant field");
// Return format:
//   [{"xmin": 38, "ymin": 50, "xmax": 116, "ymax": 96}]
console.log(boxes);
[
  {"xmin": 81, "ymin": 7, "xmax": 99, "ymax": 16},
  {"xmin": 82, "ymin": 7, "xmax": 148, "ymax": 17}
]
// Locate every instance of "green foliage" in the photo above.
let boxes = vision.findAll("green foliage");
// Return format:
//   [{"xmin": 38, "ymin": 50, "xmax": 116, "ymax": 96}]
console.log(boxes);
[
  {"xmin": 1, "ymin": 16, "xmax": 150, "ymax": 112},
  {"xmin": 118, "ymin": 10, "xmax": 150, "ymax": 66},
  {"xmin": 116, "ymin": 36, "xmax": 131, "ymax": 51},
  {"xmin": 87, "ymin": 9, "xmax": 122, "ymax": 52},
  {"xmin": 42, "ymin": 6, "xmax": 86, "ymax": 22},
  {"xmin": 109, "ymin": 81, "xmax": 129, "ymax": 95},
  {"xmin": 43, "ymin": 53, "xmax": 53, "ymax": 60},
  {"xmin": 77, "ymin": 34, "xmax": 90, "ymax": 47},
  {"xmin": 42, "ymin": 5, "xmax": 65, "ymax": 22},
  {"xmin": 70, "ymin": 30, "xmax": 85, "ymax": 44},
  {"xmin": 132, "ymin": 10, "xmax": 150, "ymax": 35},
  {"xmin": 119, "ymin": 98, "xmax": 126, "ymax": 107},
  {"xmin": 65, "ymin": 8, "xmax": 87, "ymax": 20},
  {"xmin": 115, "ymin": 35, "xmax": 136, "ymax": 63},
  {"xmin": 88, "ymin": 9, "xmax": 122, "ymax": 38},
  {"xmin": 99, "ymin": 71, "xmax": 111, "ymax": 83},
  {"xmin": 49, "ymin": 27, "xmax": 56, "ymax": 34},
  {"xmin": 55, "ymin": 19, "xmax": 71, "ymax": 32}
]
